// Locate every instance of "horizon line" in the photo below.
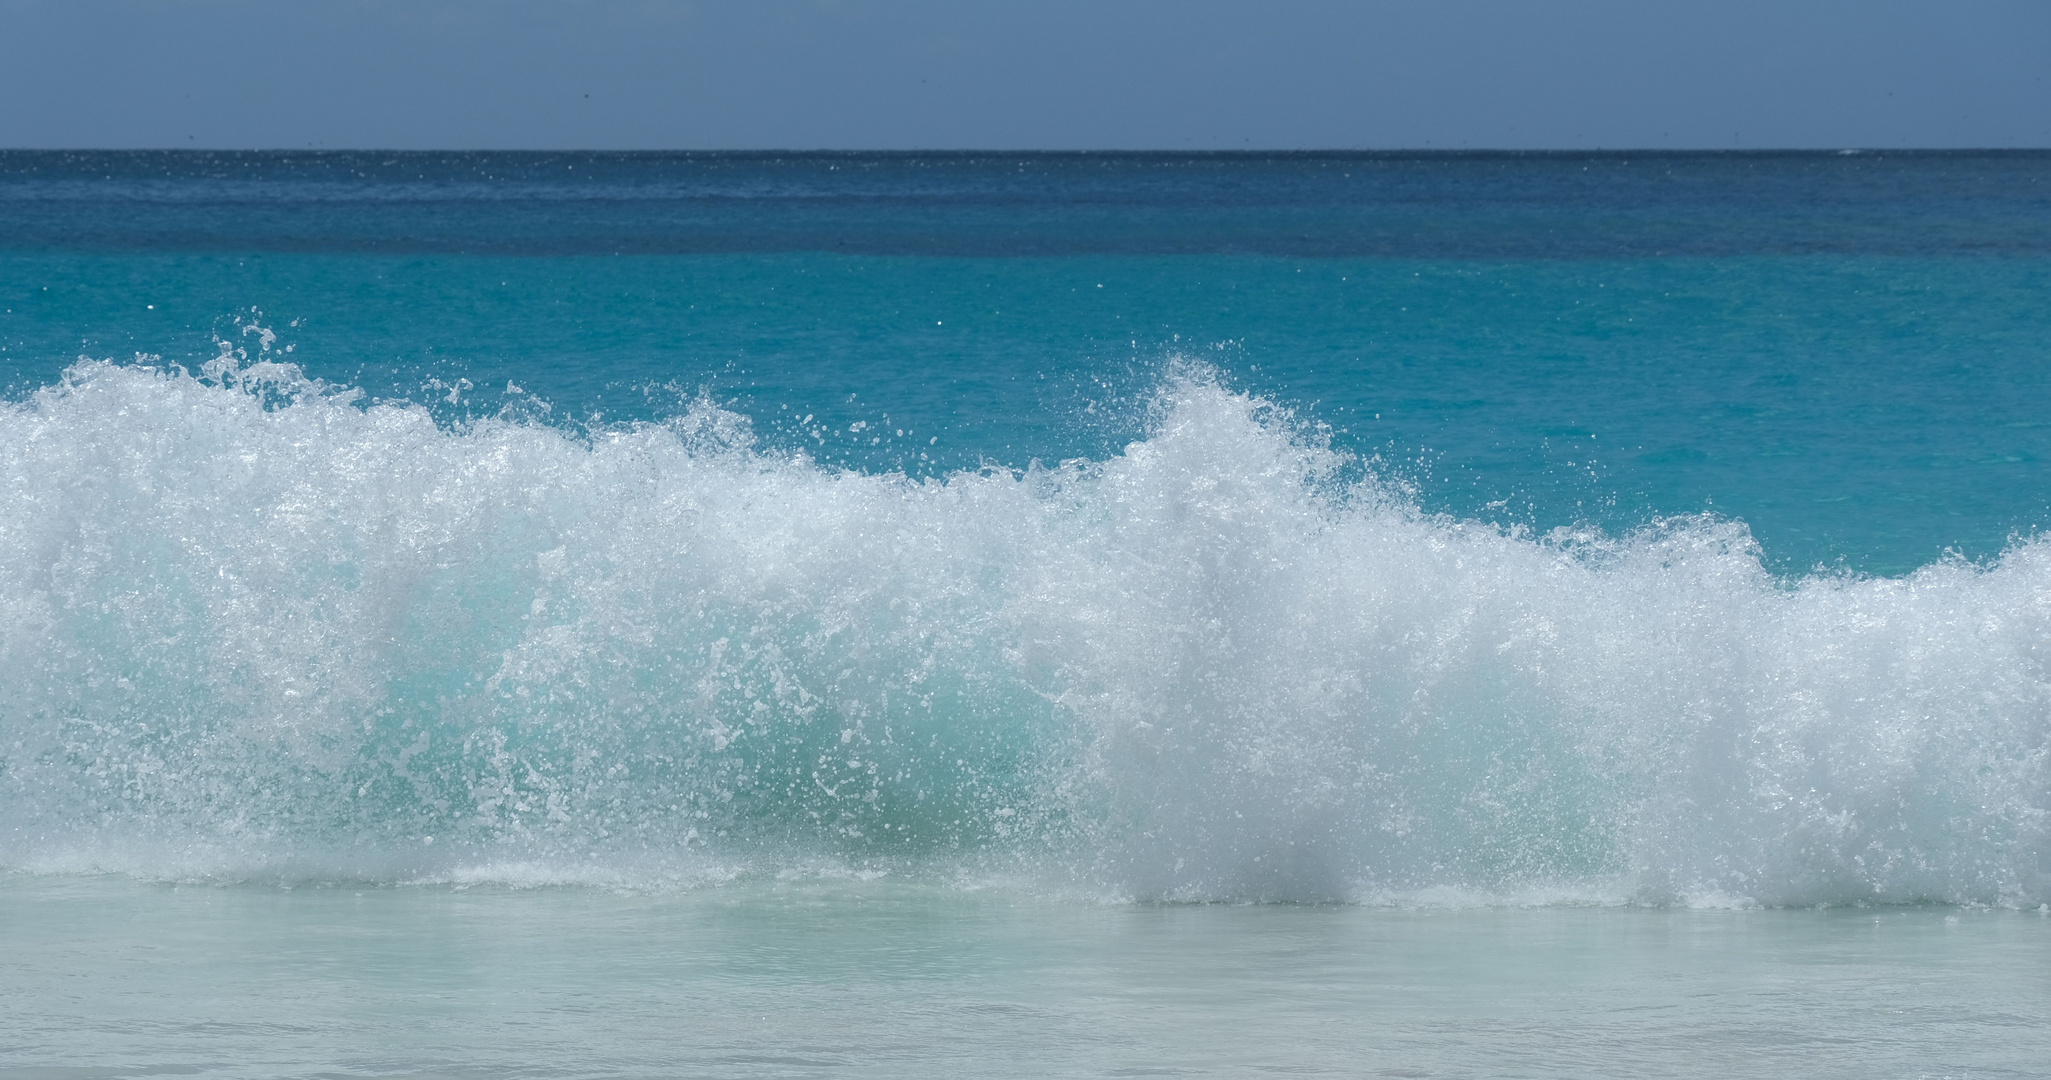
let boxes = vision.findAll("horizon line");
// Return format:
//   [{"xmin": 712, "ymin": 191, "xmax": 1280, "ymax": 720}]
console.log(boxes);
[{"xmin": 5, "ymin": 147, "xmax": 2049, "ymax": 157}]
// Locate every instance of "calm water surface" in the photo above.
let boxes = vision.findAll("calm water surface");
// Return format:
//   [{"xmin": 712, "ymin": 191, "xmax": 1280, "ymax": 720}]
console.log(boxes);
[{"xmin": 4, "ymin": 876, "xmax": 2048, "ymax": 1079}]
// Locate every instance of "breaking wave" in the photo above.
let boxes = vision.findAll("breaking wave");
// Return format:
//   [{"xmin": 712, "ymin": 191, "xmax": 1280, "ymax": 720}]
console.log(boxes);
[{"xmin": 3, "ymin": 356, "xmax": 2047, "ymax": 905}]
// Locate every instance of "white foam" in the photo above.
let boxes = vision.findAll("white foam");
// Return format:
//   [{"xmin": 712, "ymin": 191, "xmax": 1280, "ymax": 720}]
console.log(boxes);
[{"xmin": 2, "ymin": 358, "xmax": 2046, "ymax": 905}]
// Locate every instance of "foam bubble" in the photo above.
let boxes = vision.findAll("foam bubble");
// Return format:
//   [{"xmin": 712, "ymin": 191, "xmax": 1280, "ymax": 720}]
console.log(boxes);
[{"xmin": 2, "ymin": 358, "xmax": 2047, "ymax": 905}]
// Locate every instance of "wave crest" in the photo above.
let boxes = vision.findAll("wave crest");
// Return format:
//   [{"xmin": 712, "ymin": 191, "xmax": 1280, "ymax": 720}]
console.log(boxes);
[{"xmin": 3, "ymin": 360, "xmax": 2047, "ymax": 905}]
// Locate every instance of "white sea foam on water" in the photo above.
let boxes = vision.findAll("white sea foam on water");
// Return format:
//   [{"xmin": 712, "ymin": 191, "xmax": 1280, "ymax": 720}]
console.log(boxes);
[{"xmin": 2, "ymin": 357, "xmax": 2047, "ymax": 905}]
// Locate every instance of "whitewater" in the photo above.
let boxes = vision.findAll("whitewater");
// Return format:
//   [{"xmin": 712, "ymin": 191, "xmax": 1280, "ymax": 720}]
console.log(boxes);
[{"xmin": 4, "ymin": 352, "xmax": 2045, "ymax": 908}]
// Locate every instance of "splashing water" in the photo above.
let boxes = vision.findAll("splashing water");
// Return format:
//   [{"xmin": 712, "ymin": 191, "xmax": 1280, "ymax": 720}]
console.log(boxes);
[{"xmin": 2, "ymin": 357, "xmax": 2047, "ymax": 905}]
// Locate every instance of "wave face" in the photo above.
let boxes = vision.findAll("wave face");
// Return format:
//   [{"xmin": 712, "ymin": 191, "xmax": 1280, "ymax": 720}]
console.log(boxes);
[{"xmin": 3, "ymin": 359, "xmax": 2048, "ymax": 905}]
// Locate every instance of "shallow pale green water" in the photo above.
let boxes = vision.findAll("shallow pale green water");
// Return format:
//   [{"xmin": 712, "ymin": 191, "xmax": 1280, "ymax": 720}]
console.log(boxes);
[{"xmin": 3, "ymin": 875, "xmax": 2046, "ymax": 1079}]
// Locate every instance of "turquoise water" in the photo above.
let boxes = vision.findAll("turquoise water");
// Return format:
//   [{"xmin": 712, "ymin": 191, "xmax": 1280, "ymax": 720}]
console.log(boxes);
[
  {"xmin": 3, "ymin": 152, "xmax": 2051, "ymax": 1074},
  {"xmin": 12, "ymin": 250, "xmax": 2051, "ymax": 575}
]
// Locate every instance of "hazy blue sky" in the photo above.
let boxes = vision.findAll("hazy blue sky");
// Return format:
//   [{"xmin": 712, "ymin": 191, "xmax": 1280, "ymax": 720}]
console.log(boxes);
[{"xmin": 2, "ymin": 0, "xmax": 2046, "ymax": 150}]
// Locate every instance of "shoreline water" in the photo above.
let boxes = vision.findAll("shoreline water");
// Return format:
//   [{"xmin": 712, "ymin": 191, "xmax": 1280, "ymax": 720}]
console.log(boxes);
[{"xmin": 5, "ymin": 872, "xmax": 2047, "ymax": 1079}]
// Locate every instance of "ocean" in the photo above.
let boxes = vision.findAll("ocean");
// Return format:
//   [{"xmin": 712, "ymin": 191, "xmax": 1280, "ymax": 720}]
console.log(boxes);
[{"xmin": 2, "ymin": 150, "xmax": 2049, "ymax": 1076}]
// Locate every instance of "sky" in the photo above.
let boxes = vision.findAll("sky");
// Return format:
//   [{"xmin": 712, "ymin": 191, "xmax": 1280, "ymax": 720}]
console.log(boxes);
[{"xmin": 1, "ymin": 0, "xmax": 2047, "ymax": 150}]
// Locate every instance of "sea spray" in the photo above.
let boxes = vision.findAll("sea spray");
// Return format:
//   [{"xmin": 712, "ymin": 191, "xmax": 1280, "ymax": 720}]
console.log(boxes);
[{"xmin": 2, "ymin": 357, "xmax": 2047, "ymax": 905}]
